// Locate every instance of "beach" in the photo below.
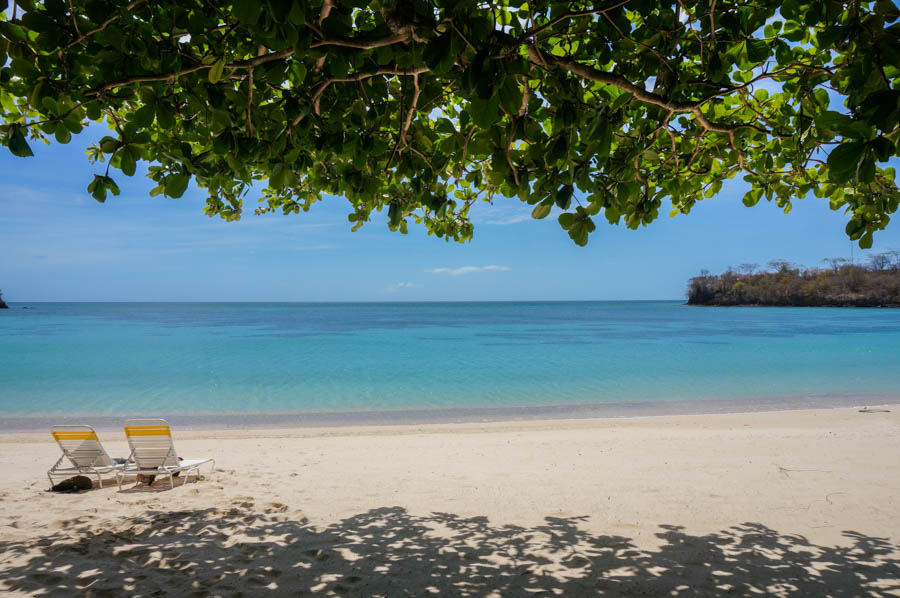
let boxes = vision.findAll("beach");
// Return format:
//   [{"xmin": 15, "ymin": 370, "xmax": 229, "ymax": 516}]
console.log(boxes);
[{"xmin": 1, "ymin": 406, "xmax": 898, "ymax": 596}]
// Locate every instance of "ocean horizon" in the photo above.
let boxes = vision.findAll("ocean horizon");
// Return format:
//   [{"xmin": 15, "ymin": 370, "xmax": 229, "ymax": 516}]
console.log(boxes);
[{"xmin": 2, "ymin": 301, "xmax": 899, "ymax": 427}]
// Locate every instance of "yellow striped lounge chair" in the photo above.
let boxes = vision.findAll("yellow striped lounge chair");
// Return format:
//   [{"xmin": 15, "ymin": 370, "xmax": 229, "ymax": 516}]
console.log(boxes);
[
  {"xmin": 118, "ymin": 419, "xmax": 215, "ymax": 489},
  {"xmin": 49, "ymin": 425, "xmax": 125, "ymax": 489}
]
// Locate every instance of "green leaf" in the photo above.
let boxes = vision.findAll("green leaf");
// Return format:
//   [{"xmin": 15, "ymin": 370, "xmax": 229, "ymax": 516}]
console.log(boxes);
[
  {"xmin": 99, "ymin": 136, "xmax": 119, "ymax": 153},
  {"xmin": 827, "ymin": 141, "xmax": 866, "ymax": 183},
  {"xmin": 469, "ymin": 97, "xmax": 500, "ymax": 128},
  {"xmin": 742, "ymin": 188, "xmax": 762, "ymax": 207},
  {"xmin": 106, "ymin": 176, "xmax": 120, "ymax": 196},
  {"xmin": 423, "ymin": 33, "xmax": 452, "ymax": 71},
  {"xmin": 858, "ymin": 154, "xmax": 875, "ymax": 183},
  {"xmin": 120, "ymin": 148, "xmax": 136, "ymax": 176},
  {"xmin": 54, "ymin": 126, "xmax": 71, "ymax": 144},
  {"xmin": 165, "ymin": 173, "xmax": 190, "ymax": 198},
  {"xmin": 558, "ymin": 212, "xmax": 575, "ymax": 230},
  {"xmin": 815, "ymin": 111, "xmax": 854, "ymax": 134},
  {"xmin": 133, "ymin": 104, "xmax": 155, "ymax": 128},
  {"xmin": 531, "ymin": 202, "xmax": 551, "ymax": 219},
  {"xmin": 232, "ymin": 0, "xmax": 262, "ymax": 25},
  {"xmin": 7, "ymin": 125, "xmax": 33, "ymax": 157},
  {"xmin": 859, "ymin": 230, "xmax": 873, "ymax": 249},
  {"xmin": 208, "ymin": 57, "xmax": 226, "ymax": 84},
  {"xmin": 498, "ymin": 77, "xmax": 522, "ymax": 116},
  {"xmin": 746, "ymin": 39, "xmax": 770, "ymax": 63},
  {"xmin": 609, "ymin": 92, "xmax": 633, "ymax": 111},
  {"xmin": 872, "ymin": 137, "xmax": 894, "ymax": 161},
  {"xmin": 554, "ymin": 184, "xmax": 573, "ymax": 210},
  {"xmin": 87, "ymin": 174, "xmax": 106, "ymax": 202}
]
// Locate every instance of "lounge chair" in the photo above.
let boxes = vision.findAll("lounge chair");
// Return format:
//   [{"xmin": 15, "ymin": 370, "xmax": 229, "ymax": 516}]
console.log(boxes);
[
  {"xmin": 48, "ymin": 425, "xmax": 125, "ymax": 489},
  {"xmin": 117, "ymin": 419, "xmax": 214, "ymax": 489}
]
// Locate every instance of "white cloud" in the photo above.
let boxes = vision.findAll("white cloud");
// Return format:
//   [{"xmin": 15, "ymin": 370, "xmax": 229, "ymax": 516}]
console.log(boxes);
[
  {"xmin": 384, "ymin": 282, "xmax": 424, "ymax": 293},
  {"xmin": 425, "ymin": 265, "xmax": 511, "ymax": 276},
  {"xmin": 484, "ymin": 211, "xmax": 533, "ymax": 225}
]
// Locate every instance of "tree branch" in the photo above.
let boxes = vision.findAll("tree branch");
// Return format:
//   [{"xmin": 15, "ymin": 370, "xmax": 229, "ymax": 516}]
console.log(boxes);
[
  {"xmin": 309, "ymin": 31, "xmax": 410, "ymax": 50},
  {"xmin": 66, "ymin": 0, "xmax": 148, "ymax": 48},
  {"xmin": 400, "ymin": 73, "xmax": 422, "ymax": 146},
  {"xmin": 517, "ymin": 1, "xmax": 632, "ymax": 43},
  {"xmin": 296, "ymin": 66, "xmax": 429, "ymax": 127},
  {"xmin": 527, "ymin": 46, "xmax": 774, "ymax": 136},
  {"xmin": 313, "ymin": 0, "xmax": 335, "ymax": 75},
  {"xmin": 86, "ymin": 49, "xmax": 295, "ymax": 96}
]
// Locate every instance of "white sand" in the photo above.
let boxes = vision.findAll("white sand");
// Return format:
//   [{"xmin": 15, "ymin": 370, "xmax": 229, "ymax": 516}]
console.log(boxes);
[{"xmin": 0, "ymin": 406, "xmax": 898, "ymax": 596}]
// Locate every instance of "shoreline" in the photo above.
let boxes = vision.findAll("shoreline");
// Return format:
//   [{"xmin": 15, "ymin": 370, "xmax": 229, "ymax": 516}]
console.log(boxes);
[{"xmin": 1, "ymin": 393, "xmax": 896, "ymax": 432}]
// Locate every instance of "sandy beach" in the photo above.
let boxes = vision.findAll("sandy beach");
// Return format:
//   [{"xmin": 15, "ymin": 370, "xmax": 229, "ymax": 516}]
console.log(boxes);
[{"xmin": 1, "ymin": 406, "xmax": 898, "ymax": 596}]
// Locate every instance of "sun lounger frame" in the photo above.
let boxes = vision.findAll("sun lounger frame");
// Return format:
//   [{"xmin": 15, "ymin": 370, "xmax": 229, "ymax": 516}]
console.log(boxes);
[
  {"xmin": 48, "ymin": 425, "xmax": 124, "ymax": 489},
  {"xmin": 117, "ymin": 419, "xmax": 215, "ymax": 489}
]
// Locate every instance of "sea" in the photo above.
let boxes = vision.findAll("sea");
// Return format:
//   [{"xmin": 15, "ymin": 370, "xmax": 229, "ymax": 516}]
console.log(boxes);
[{"xmin": 1, "ymin": 301, "xmax": 898, "ymax": 428}]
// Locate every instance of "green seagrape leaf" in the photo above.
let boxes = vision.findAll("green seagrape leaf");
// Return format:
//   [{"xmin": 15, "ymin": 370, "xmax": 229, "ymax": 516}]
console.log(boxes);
[
  {"xmin": 746, "ymin": 39, "xmax": 770, "ymax": 63},
  {"xmin": 498, "ymin": 77, "xmax": 522, "ymax": 116},
  {"xmin": 531, "ymin": 202, "xmax": 551, "ymax": 219},
  {"xmin": 232, "ymin": 0, "xmax": 262, "ymax": 26},
  {"xmin": 208, "ymin": 57, "xmax": 226, "ymax": 84},
  {"xmin": 871, "ymin": 137, "xmax": 894, "ymax": 161},
  {"xmin": 99, "ymin": 136, "xmax": 119, "ymax": 153},
  {"xmin": 859, "ymin": 230, "xmax": 873, "ymax": 249},
  {"xmin": 469, "ymin": 97, "xmax": 500, "ymax": 128},
  {"xmin": 105, "ymin": 176, "xmax": 120, "ymax": 196},
  {"xmin": 609, "ymin": 92, "xmax": 633, "ymax": 112},
  {"xmin": 826, "ymin": 141, "xmax": 866, "ymax": 183},
  {"xmin": 423, "ymin": 33, "xmax": 452, "ymax": 71},
  {"xmin": 857, "ymin": 154, "xmax": 875, "ymax": 183},
  {"xmin": 54, "ymin": 126, "xmax": 71, "ymax": 144},
  {"xmin": 87, "ymin": 174, "xmax": 107, "ymax": 202},
  {"xmin": 133, "ymin": 104, "xmax": 155, "ymax": 128},
  {"xmin": 7, "ymin": 125, "xmax": 33, "ymax": 157},
  {"xmin": 120, "ymin": 147, "xmax": 136, "ymax": 176},
  {"xmin": 165, "ymin": 173, "xmax": 190, "ymax": 198},
  {"xmin": 554, "ymin": 184, "xmax": 573, "ymax": 210}
]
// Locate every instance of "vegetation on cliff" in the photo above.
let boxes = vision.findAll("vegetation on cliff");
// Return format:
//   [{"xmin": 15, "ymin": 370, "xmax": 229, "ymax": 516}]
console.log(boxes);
[{"xmin": 687, "ymin": 252, "xmax": 900, "ymax": 307}]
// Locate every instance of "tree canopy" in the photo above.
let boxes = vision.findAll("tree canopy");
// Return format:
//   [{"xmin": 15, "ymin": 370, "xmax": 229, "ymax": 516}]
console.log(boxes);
[{"xmin": 1, "ymin": 0, "xmax": 899, "ymax": 246}]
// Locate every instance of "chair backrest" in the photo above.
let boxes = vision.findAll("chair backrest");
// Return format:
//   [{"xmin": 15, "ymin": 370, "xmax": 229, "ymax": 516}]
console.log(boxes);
[
  {"xmin": 123, "ymin": 419, "xmax": 179, "ymax": 469},
  {"xmin": 51, "ymin": 425, "xmax": 113, "ymax": 468}
]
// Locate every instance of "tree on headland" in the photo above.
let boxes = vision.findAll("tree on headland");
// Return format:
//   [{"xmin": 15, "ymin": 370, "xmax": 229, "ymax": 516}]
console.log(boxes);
[
  {"xmin": 822, "ymin": 257, "xmax": 849, "ymax": 273},
  {"xmin": 687, "ymin": 259, "xmax": 900, "ymax": 306},
  {"xmin": 1, "ymin": 1, "xmax": 899, "ymax": 246},
  {"xmin": 0, "ymin": 289, "xmax": 7, "ymax": 309}
]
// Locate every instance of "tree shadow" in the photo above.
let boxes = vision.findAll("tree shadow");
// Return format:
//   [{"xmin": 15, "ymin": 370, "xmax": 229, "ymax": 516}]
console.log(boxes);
[{"xmin": 0, "ymin": 503, "xmax": 897, "ymax": 596}]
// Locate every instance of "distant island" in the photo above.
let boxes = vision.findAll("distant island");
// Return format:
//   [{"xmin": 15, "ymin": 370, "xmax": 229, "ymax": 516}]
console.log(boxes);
[
  {"xmin": 0, "ymin": 290, "xmax": 7, "ymax": 309},
  {"xmin": 687, "ymin": 254, "xmax": 900, "ymax": 307}
]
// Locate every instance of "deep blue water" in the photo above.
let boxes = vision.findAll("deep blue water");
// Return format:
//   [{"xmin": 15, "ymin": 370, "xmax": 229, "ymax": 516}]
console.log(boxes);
[{"xmin": 1, "ymin": 301, "xmax": 898, "ymax": 418}]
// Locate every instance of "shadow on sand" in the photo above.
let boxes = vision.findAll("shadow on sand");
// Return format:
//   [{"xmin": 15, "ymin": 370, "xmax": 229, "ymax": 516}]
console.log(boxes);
[{"xmin": 1, "ymin": 503, "xmax": 897, "ymax": 596}]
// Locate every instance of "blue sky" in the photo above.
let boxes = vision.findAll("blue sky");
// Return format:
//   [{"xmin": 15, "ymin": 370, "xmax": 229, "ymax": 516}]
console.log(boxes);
[{"xmin": 1, "ymin": 124, "xmax": 898, "ymax": 302}]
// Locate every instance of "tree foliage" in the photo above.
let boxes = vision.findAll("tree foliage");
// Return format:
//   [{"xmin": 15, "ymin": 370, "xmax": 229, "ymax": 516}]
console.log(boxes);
[
  {"xmin": 687, "ymin": 257, "xmax": 900, "ymax": 306},
  {"xmin": 1, "ymin": 0, "xmax": 899, "ymax": 246}
]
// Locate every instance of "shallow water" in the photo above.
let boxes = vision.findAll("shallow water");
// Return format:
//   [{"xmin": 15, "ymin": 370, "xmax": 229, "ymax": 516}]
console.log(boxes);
[{"xmin": 1, "ymin": 301, "xmax": 898, "ymax": 418}]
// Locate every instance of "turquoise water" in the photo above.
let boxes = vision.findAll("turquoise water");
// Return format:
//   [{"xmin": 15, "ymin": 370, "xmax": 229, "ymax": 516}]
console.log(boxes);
[{"xmin": 1, "ymin": 301, "xmax": 898, "ymax": 419}]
